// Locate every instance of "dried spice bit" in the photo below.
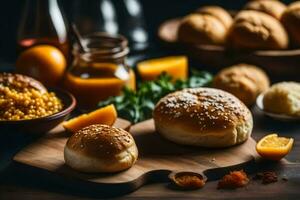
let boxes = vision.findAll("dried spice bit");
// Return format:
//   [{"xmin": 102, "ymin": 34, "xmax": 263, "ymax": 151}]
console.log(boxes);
[
  {"xmin": 262, "ymin": 172, "xmax": 278, "ymax": 184},
  {"xmin": 171, "ymin": 172, "xmax": 206, "ymax": 190},
  {"xmin": 218, "ymin": 170, "xmax": 249, "ymax": 189},
  {"xmin": 253, "ymin": 171, "xmax": 278, "ymax": 184}
]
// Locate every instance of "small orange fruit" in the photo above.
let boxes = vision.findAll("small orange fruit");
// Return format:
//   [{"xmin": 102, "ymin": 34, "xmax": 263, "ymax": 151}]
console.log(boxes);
[
  {"xmin": 137, "ymin": 56, "xmax": 188, "ymax": 81},
  {"xmin": 63, "ymin": 104, "xmax": 117, "ymax": 133},
  {"xmin": 256, "ymin": 133, "xmax": 294, "ymax": 161},
  {"xmin": 16, "ymin": 45, "xmax": 66, "ymax": 86}
]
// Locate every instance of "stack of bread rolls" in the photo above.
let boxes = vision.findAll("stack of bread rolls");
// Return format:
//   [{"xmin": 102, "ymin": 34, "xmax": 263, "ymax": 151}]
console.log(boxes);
[{"xmin": 178, "ymin": 0, "xmax": 300, "ymax": 49}]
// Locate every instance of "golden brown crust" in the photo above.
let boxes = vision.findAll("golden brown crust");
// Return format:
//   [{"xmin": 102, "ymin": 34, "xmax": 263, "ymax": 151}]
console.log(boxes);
[
  {"xmin": 281, "ymin": 1, "xmax": 300, "ymax": 47},
  {"xmin": 227, "ymin": 10, "xmax": 288, "ymax": 50},
  {"xmin": 153, "ymin": 88, "xmax": 251, "ymax": 135},
  {"xmin": 213, "ymin": 64, "xmax": 270, "ymax": 106},
  {"xmin": 66, "ymin": 124, "xmax": 135, "ymax": 159},
  {"xmin": 244, "ymin": 0, "xmax": 287, "ymax": 20},
  {"xmin": 196, "ymin": 6, "xmax": 233, "ymax": 29},
  {"xmin": 177, "ymin": 14, "xmax": 227, "ymax": 45}
]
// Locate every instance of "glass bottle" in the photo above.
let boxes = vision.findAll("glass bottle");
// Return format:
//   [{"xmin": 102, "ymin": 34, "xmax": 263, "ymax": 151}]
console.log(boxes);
[
  {"xmin": 71, "ymin": 0, "xmax": 118, "ymax": 35},
  {"xmin": 113, "ymin": 0, "xmax": 149, "ymax": 51},
  {"xmin": 63, "ymin": 33, "xmax": 135, "ymax": 110},
  {"xmin": 71, "ymin": 0, "xmax": 148, "ymax": 51},
  {"xmin": 17, "ymin": 0, "xmax": 69, "ymax": 58}
]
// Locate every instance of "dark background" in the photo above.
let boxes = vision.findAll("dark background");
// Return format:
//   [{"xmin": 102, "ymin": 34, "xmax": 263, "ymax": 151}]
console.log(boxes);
[{"xmin": 0, "ymin": 0, "xmax": 293, "ymax": 64}]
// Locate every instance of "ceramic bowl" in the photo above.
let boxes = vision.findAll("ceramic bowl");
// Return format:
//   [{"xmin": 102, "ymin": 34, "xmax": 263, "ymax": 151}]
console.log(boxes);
[{"xmin": 0, "ymin": 88, "xmax": 76, "ymax": 134}]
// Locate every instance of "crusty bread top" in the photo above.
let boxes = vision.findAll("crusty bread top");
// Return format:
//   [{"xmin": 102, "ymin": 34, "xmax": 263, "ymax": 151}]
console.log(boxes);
[
  {"xmin": 244, "ymin": 0, "xmax": 286, "ymax": 19},
  {"xmin": 196, "ymin": 6, "xmax": 233, "ymax": 29},
  {"xmin": 66, "ymin": 124, "xmax": 135, "ymax": 159},
  {"xmin": 213, "ymin": 63, "xmax": 270, "ymax": 105},
  {"xmin": 228, "ymin": 10, "xmax": 288, "ymax": 49},
  {"xmin": 281, "ymin": 1, "xmax": 300, "ymax": 45},
  {"xmin": 288, "ymin": 1, "xmax": 300, "ymax": 10},
  {"xmin": 178, "ymin": 14, "xmax": 227, "ymax": 45},
  {"xmin": 153, "ymin": 88, "xmax": 251, "ymax": 133}
]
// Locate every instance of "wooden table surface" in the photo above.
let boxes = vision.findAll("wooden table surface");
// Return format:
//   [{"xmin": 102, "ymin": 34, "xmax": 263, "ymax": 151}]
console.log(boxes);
[{"xmin": 1, "ymin": 107, "xmax": 300, "ymax": 200}]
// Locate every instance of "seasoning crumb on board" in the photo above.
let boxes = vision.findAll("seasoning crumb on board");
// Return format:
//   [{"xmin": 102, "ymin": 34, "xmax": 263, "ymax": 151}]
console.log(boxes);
[
  {"xmin": 253, "ymin": 171, "xmax": 278, "ymax": 184},
  {"xmin": 217, "ymin": 170, "xmax": 249, "ymax": 189}
]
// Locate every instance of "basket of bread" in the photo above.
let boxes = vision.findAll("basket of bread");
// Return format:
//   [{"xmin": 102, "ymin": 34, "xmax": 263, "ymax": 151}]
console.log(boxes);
[{"xmin": 158, "ymin": 0, "xmax": 300, "ymax": 80}]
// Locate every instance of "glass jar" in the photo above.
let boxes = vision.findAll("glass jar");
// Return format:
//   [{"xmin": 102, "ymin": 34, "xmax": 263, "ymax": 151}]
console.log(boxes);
[
  {"xmin": 64, "ymin": 33, "xmax": 135, "ymax": 110},
  {"xmin": 17, "ymin": 0, "xmax": 69, "ymax": 58}
]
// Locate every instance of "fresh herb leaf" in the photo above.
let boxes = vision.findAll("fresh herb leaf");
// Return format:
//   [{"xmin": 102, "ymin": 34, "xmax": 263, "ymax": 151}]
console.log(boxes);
[{"xmin": 98, "ymin": 70, "xmax": 213, "ymax": 123}]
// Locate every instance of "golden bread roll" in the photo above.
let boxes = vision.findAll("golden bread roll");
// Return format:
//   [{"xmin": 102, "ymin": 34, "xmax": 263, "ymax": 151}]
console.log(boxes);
[
  {"xmin": 196, "ymin": 6, "xmax": 233, "ymax": 29},
  {"xmin": 153, "ymin": 88, "xmax": 253, "ymax": 148},
  {"xmin": 213, "ymin": 63, "xmax": 270, "ymax": 106},
  {"xmin": 244, "ymin": 0, "xmax": 286, "ymax": 20},
  {"xmin": 64, "ymin": 124, "xmax": 138, "ymax": 173},
  {"xmin": 177, "ymin": 14, "xmax": 227, "ymax": 45},
  {"xmin": 227, "ymin": 10, "xmax": 288, "ymax": 50},
  {"xmin": 263, "ymin": 82, "xmax": 300, "ymax": 116},
  {"xmin": 288, "ymin": 1, "xmax": 300, "ymax": 9},
  {"xmin": 281, "ymin": 1, "xmax": 300, "ymax": 47}
]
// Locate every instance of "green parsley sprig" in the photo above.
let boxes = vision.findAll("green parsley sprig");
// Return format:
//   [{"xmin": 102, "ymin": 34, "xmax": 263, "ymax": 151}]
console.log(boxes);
[{"xmin": 98, "ymin": 70, "xmax": 213, "ymax": 123}]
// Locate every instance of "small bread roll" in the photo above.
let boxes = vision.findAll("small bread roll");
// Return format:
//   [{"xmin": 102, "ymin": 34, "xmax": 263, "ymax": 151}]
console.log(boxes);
[
  {"xmin": 213, "ymin": 63, "xmax": 270, "ymax": 106},
  {"xmin": 227, "ymin": 10, "xmax": 288, "ymax": 50},
  {"xmin": 178, "ymin": 14, "xmax": 227, "ymax": 45},
  {"xmin": 263, "ymin": 82, "xmax": 300, "ymax": 116},
  {"xmin": 281, "ymin": 1, "xmax": 300, "ymax": 47},
  {"xmin": 64, "ymin": 124, "xmax": 138, "ymax": 173},
  {"xmin": 244, "ymin": 0, "xmax": 286, "ymax": 20},
  {"xmin": 196, "ymin": 6, "xmax": 233, "ymax": 29},
  {"xmin": 153, "ymin": 88, "xmax": 253, "ymax": 148}
]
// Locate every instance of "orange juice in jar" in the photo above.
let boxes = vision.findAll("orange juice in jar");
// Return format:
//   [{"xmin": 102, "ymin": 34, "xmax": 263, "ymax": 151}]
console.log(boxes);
[{"xmin": 64, "ymin": 33, "xmax": 135, "ymax": 110}]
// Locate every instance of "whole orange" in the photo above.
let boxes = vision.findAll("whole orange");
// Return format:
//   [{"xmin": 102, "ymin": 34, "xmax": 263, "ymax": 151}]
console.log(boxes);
[{"xmin": 16, "ymin": 45, "xmax": 66, "ymax": 86}]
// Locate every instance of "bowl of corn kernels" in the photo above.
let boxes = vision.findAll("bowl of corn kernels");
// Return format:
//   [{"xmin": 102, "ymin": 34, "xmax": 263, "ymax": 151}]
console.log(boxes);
[{"xmin": 0, "ymin": 73, "xmax": 76, "ymax": 134}]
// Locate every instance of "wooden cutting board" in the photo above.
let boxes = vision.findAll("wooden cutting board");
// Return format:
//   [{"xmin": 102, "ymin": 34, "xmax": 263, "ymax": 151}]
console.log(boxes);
[{"xmin": 13, "ymin": 119, "xmax": 258, "ymax": 192}]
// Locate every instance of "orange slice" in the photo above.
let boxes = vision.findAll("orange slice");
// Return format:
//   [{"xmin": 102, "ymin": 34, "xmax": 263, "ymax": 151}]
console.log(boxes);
[
  {"xmin": 137, "ymin": 56, "xmax": 188, "ymax": 81},
  {"xmin": 256, "ymin": 134, "xmax": 294, "ymax": 161},
  {"xmin": 63, "ymin": 104, "xmax": 117, "ymax": 133}
]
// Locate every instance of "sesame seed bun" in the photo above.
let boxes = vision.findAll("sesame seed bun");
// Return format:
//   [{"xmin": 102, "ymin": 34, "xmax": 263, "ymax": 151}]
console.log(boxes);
[
  {"xmin": 153, "ymin": 88, "xmax": 253, "ymax": 148},
  {"xmin": 64, "ymin": 124, "xmax": 138, "ymax": 173}
]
